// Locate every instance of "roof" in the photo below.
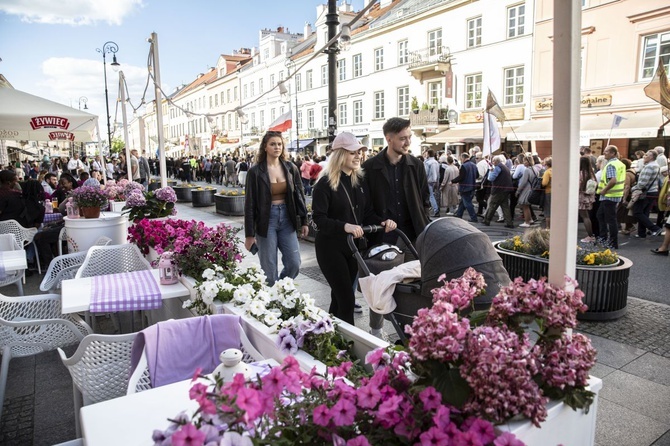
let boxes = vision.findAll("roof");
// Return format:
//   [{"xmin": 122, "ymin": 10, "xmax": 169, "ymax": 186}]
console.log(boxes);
[{"xmin": 174, "ymin": 68, "xmax": 217, "ymax": 98}]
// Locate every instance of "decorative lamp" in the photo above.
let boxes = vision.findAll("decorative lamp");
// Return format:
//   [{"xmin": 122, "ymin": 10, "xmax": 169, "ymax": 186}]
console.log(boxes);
[{"xmin": 158, "ymin": 251, "xmax": 179, "ymax": 285}]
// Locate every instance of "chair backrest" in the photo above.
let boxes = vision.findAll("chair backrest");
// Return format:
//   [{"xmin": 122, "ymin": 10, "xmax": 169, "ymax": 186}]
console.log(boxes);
[
  {"xmin": 75, "ymin": 244, "xmax": 152, "ymax": 279},
  {"xmin": 0, "ymin": 234, "xmax": 25, "ymax": 290},
  {"xmin": 40, "ymin": 251, "xmax": 89, "ymax": 292},
  {"xmin": 58, "ymin": 332, "xmax": 137, "ymax": 406},
  {"xmin": 0, "ymin": 219, "xmax": 37, "ymax": 248}
]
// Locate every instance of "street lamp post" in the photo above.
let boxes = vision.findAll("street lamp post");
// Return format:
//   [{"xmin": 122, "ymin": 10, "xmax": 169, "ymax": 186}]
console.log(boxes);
[
  {"xmin": 285, "ymin": 57, "xmax": 300, "ymax": 155},
  {"xmin": 78, "ymin": 96, "xmax": 88, "ymax": 110},
  {"xmin": 96, "ymin": 41, "xmax": 120, "ymax": 152},
  {"xmin": 325, "ymin": 0, "xmax": 339, "ymax": 144}
]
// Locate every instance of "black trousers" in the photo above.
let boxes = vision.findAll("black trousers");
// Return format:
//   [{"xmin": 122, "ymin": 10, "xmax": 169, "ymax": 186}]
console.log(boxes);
[
  {"xmin": 596, "ymin": 199, "xmax": 619, "ymax": 249},
  {"xmin": 315, "ymin": 234, "xmax": 358, "ymax": 325}
]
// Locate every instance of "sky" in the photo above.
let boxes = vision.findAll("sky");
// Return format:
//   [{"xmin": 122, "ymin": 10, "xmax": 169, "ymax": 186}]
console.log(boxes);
[{"xmin": 0, "ymin": 0, "xmax": 366, "ymax": 127}]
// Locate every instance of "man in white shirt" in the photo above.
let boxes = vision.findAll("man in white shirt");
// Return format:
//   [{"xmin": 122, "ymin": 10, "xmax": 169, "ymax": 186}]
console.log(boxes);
[
  {"xmin": 655, "ymin": 146, "xmax": 667, "ymax": 171},
  {"xmin": 66, "ymin": 153, "xmax": 84, "ymax": 177},
  {"xmin": 130, "ymin": 150, "xmax": 141, "ymax": 182}
]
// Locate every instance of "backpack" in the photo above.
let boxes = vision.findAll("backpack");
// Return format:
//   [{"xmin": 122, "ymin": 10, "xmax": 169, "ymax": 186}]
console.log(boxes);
[
  {"xmin": 528, "ymin": 169, "xmax": 545, "ymax": 206},
  {"xmin": 439, "ymin": 163, "xmax": 447, "ymax": 185}
]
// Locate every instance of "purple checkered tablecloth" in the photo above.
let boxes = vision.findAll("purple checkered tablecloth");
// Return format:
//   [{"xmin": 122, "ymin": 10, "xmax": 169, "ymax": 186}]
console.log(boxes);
[
  {"xmin": 43, "ymin": 213, "xmax": 64, "ymax": 224},
  {"xmin": 90, "ymin": 270, "xmax": 162, "ymax": 313}
]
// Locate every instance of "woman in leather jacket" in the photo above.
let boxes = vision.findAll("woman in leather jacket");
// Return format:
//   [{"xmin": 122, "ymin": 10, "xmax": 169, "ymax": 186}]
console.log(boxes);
[{"xmin": 244, "ymin": 131, "xmax": 309, "ymax": 286}]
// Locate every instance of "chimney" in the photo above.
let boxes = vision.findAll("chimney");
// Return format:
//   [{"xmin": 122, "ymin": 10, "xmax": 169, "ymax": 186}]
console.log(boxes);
[
  {"xmin": 304, "ymin": 22, "xmax": 312, "ymax": 38},
  {"xmin": 277, "ymin": 26, "xmax": 284, "ymax": 33}
]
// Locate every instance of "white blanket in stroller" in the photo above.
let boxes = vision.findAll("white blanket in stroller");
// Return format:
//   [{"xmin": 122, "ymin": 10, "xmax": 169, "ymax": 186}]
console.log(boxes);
[{"xmin": 359, "ymin": 260, "xmax": 421, "ymax": 314}]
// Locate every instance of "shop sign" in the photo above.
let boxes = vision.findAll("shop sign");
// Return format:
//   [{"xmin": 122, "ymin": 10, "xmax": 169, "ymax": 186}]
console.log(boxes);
[
  {"xmin": 534, "ymin": 94, "xmax": 612, "ymax": 111},
  {"xmin": 30, "ymin": 116, "xmax": 70, "ymax": 130}
]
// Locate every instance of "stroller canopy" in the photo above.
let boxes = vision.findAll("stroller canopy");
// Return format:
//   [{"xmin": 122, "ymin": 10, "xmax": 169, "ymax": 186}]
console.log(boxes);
[{"xmin": 415, "ymin": 218, "xmax": 510, "ymax": 309}]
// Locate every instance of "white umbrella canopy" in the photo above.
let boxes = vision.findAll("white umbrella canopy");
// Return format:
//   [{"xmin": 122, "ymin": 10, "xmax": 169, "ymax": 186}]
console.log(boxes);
[{"xmin": 0, "ymin": 86, "xmax": 98, "ymax": 142}]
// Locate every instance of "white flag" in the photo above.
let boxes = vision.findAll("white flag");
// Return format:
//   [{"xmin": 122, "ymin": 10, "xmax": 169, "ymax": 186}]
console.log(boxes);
[
  {"xmin": 482, "ymin": 112, "xmax": 500, "ymax": 156},
  {"xmin": 611, "ymin": 114, "xmax": 625, "ymax": 129}
]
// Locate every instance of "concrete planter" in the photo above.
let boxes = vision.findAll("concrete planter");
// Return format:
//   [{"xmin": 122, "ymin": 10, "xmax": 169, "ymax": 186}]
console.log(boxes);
[
  {"xmin": 191, "ymin": 189, "xmax": 216, "ymax": 207},
  {"xmin": 494, "ymin": 242, "xmax": 633, "ymax": 321},
  {"xmin": 214, "ymin": 194, "xmax": 245, "ymax": 216},
  {"xmin": 174, "ymin": 186, "xmax": 197, "ymax": 202}
]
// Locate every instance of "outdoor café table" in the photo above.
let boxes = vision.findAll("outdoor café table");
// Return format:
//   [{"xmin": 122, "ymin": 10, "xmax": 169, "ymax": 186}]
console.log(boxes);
[
  {"xmin": 60, "ymin": 269, "xmax": 190, "ymax": 314},
  {"xmin": 80, "ymin": 359, "xmax": 278, "ymax": 445},
  {"xmin": 42, "ymin": 212, "xmax": 63, "ymax": 225},
  {"xmin": 0, "ymin": 250, "xmax": 27, "ymax": 276}
]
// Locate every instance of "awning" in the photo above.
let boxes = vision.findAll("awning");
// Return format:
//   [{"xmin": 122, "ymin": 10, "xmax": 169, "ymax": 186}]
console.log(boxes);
[
  {"xmin": 214, "ymin": 143, "xmax": 241, "ymax": 153},
  {"xmin": 7, "ymin": 146, "xmax": 36, "ymax": 156},
  {"xmin": 426, "ymin": 127, "xmax": 511, "ymax": 144},
  {"xmin": 288, "ymin": 139, "xmax": 315, "ymax": 150},
  {"xmin": 246, "ymin": 143, "xmax": 260, "ymax": 152},
  {"xmin": 508, "ymin": 109, "xmax": 665, "ymax": 141}
]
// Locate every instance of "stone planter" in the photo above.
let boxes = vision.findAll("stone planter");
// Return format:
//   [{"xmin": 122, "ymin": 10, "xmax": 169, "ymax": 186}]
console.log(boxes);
[
  {"xmin": 191, "ymin": 189, "xmax": 216, "ymax": 207},
  {"xmin": 494, "ymin": 242, "xmax": 633, "ymax": 321},
  {"xmin": 214, "ymin": 194, "xmax": 245, "ymax": 216},
  {"xmin": 173, "ymin": 186, "xmax": 197, "ymax": 203}
]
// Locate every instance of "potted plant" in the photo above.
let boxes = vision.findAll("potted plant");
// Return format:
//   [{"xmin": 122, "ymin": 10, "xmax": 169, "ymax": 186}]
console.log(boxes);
[
  {"xmin": 214, "ymin": 189, "xmax": 245, "ymax": 216},
  {"xmin": 122, "ymin": 186, "xmax": 177, "ymax": 222},
  {"xmin": 70, "ymin": 185, "xmax": 108, "ymax": 219},
  {"xmin": 411, "ymin": 96, "xmax": 420, "ymax": 114},
  {"xmin": 495, "ymin": 227, "xmax": 633, "ymax": 320},
  {"xmin": 191, "ymin": 186, "xmax": 216, "ymax": 207},
  {"xmin": 103, "ymin": 179, "xmax": 144, "ymax": 212},
  {"xmin": 173, "ymin": 183, "xmax": 198, "ymax": 202}
]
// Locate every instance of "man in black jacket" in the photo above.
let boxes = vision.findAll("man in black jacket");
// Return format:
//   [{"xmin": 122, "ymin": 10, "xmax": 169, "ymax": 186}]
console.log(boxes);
[{"xmin": 362, "ymin": 117, "xmax": 430, "ymax": 246}]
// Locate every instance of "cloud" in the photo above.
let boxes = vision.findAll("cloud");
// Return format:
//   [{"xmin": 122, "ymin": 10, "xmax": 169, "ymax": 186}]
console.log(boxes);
[{"xmin": 0, "ymin": 0, "xmax": 143, "ymax": 25}]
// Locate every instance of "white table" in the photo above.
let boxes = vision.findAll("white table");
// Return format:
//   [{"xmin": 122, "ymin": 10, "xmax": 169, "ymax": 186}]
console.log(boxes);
[
  {"xmin": 61, "ymin": 269, "xmax": 190, "ymax": 314},
  {"xmin": 0, "ymin": 250, "xmax": 27, "ymax": 273},
  {"xmin": 80, "ymin": 359, "xmax": 278, "ymax": 446}
]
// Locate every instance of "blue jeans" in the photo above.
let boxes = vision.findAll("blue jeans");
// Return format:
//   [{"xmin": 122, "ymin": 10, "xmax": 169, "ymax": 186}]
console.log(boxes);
[
  {"xmin": 428, "ymin": 182, "xmax": 439, "ymax": 215},
  {"xmin": 256, "ymin": 204, "xmax": 301, "ymax": 286},
  {"xmin": 456, "ymin": 190, "xmax": 478, "ymax": 222}
]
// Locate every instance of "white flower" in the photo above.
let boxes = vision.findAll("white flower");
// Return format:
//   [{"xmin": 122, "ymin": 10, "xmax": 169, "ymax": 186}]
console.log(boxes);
[
  {"xmin": 264, "ymin": 312, "xmax": 279, "ymax": 327},
  {"xmin": 256, "ymin": 289, "xmax": 272, "ymax": 305},
  {"xmin": 201, "ymin": 268, "xmax": 216, "ymax": 281},
  {"xmin": 248, "ymin": 301, "xmax": 266, "ymax": 317},
  {"xmin": 233, "ymin": 286, "xmax": 252, "ymax": 304}
]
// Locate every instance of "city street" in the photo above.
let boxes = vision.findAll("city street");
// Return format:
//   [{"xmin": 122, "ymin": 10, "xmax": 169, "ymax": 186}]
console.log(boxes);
[{"xmin": 0, "ymin": 179, "xmax": 669, "ymax": 446}]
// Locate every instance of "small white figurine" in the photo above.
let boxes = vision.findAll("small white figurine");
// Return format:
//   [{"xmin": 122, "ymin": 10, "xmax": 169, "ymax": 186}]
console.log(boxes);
[{"xmin": 213, "ymin": 348, "xmax": 252, "ymax": 383}]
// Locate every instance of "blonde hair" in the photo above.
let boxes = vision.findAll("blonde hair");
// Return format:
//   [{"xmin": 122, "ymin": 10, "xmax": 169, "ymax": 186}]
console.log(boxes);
[{"xmin": 321, "ymin": 149, "xmax": 363, "ymax": 191}]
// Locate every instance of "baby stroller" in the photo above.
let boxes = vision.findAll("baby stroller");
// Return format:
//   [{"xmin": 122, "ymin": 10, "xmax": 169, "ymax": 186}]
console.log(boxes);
[{"xmin": 349, "ymin": 218, "xmax": 511, "ymax": 343}]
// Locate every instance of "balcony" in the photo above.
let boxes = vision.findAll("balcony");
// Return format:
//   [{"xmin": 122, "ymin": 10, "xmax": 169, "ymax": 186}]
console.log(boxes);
[
  {"xmin": 407, "ymin": 46, "xmax": 452, "ymax": 84},
  {"xmin": 409, "ymin": 108, "xmax": 450, "ymax": 129}
]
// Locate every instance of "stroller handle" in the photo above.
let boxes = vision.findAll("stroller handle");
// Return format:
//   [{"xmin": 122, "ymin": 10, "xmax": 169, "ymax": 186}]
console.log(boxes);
[
  {"xmin": 346, "ymin": 225, "xmax": 419, "ymax": 269},
  {"xmin": 362, "ymin": 224, "xmax": 385, "ymax": 234}
]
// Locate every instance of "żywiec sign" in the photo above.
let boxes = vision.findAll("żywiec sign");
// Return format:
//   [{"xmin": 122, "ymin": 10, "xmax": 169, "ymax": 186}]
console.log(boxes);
[
  {"xmin": 48, "ymin": 131, "xmax": 76, "ymax": 141},
  {"xmin": 534, "ymin": 94, "xmax": 612, "ymax": 111},
  {"xmin": 30, "ymin": 116, "xmax": 70, "ymax": 130}
]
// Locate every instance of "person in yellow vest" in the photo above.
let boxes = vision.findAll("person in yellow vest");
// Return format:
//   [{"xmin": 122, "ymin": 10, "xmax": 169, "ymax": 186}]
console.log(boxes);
[{"xmin": 596, "ymin": 145, "xmax": 626, "ymax": 249}]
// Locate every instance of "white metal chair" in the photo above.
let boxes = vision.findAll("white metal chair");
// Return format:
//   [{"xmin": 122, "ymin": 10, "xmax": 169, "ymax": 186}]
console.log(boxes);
[
  {"xmin": 0, "ymin": 234, "xmax": 25, "ymax": 295},
  {"xmin": 126, "ymin": 317, "xmax": 263, "ymax": 394},
  {"xmin": 0, "ymin": 293, "xmax": 91, "ymax": 421},
  {"xmin": 58, "ymin": 227, "xmax": 68, "ymax": 257},
  {"xmin": 75, "ymin": 244, "xmax": 152, "ymax": 279},
  {"xmin": 40, "ymin": 236, "xmax": 114, "ymax": 293},
  {"xmin": 58, "ymin": 332, "xmax": 137, "ymax": 437},
  {"xmin": 0, "ymin": 219, "xmax": 41, "ymax": 275}
]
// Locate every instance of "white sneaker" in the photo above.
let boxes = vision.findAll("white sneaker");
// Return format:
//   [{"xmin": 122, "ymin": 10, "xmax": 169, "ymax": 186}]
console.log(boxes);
[{"xmin": 519, "ymin": 223, "xmax": 531, "ymax": 228}]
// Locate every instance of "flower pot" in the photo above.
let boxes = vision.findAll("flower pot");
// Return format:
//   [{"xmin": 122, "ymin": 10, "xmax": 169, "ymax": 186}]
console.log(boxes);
[
  {"xmin": 494, "ymin": 242, "xmax": 633, "ymax": 321},
  {"xmin": 80, "ymin": 206, "xmax": 101, "ymax": 219},
  {"xmin": 214, "ymin": 194, "xmax": 245, "ymax": 216},
  {"xmin": 191, "ymin": 189, "xmax": 216, "ymax": 207},
  {"xmin": 167, "ymin": 180, "xmax": 178, "ymax": 187},
  {"xmin": 110, "ymin": 201, "xmax": 126, "ymax": 213},
  {"xmin": 173, "ymin": 186, "xmax": 196, "ymax": 203}
]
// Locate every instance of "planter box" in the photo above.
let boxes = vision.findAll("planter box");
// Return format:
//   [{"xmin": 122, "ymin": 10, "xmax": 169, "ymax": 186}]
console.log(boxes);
[
  {"xmin": 174, "ymin": 186, "xmax": 197, "ymax": 203},
  {"xmin": 191, "ymin": 189, "xmax": 216, "ymax": 207},
  {"xmin": 494, "ymin": 242, "xmax": 633, "ymax": 321},
  {"xmin": 499, "ymin": 376, "xmax": 602, "ymax": 446},
  {"xmin": 110, "ymin": 201, "xmax": 126, "ymax": 213},
  {"xmin": 215, "ymin": 194, "xmax": 245, "ymax": 216}
]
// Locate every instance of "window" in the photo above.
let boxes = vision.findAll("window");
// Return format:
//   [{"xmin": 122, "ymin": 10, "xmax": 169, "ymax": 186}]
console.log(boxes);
[
  {"xmin": 322, "ymin": 106, "xmax": 328, "ymax": 129},
  {"xmin": 279, "ymin": 71, "xmax": 284, "ymax": 81},
  {"xmin": 504, "ymin": 66, "xmax": 525, "ymax": 105},
  {"xmin": 374, "ymin": 48, "xmax": 384, "ymax": 71},
  {"xmin": 307, "ymin": 108, "xmax": 315, "ymax": 129},
  {"xmin": 250, "ymin": 81, "xmax": 255, "ymax": 97},
  {"xmin": 221, "ymin": 92, "xmax": 224, "ymax": 104},
  {"xmin": 353, "ymin": 100, "xmax": 363, "ymax": 124},
  {"xmin": 306, "ymin": 70, "xmax": 313, "ymax": 89},
  {"xmin": 264, "ymin": 48, "xmax": 269, "ymax": 60},
  {"xmin": 339, "ymin": 103, "xmax": 347, "ymax": 125},
  {"xmin": 465, "ymin": 74, "xmax": 482, "ymax": 109},
  {"xmin": 338, "ymin": 58, "xmax": 346, "ymax": 81},
  {"xmin": 209, "ymin": 96, "xmax": 213, "ymax": 108},
  {"xmin": 507, "ymin": 4, "xmax": 525, "ymax": 38},
  {"xmin": 227, "ymin": 89, "xmax": 231, "ymax": 103},
  {"xmin": 640, "ymin": 31, "xmax": 670, "ymax": 79},
  {"xmin": 214, "ymin": 95, "xmax": 218, "ymax": 107},
  {"xmin": 295, "ymin": 73, "xmax": 302, "ymax": 92},
  {"xmin": 259, "ymin": 78, "xmax": 264, "ymax": 94},
  {"xmin": 270, "ymin": 74, "xmax": 275, "ymax": 88},
  {"xmin": 428, "ymin": 29, "xmax": 443, "ymax": 56},
  {"xmin": 234, "ymin": 86, "xmax": 238, "ymax": 100},
  {"xmin": 251, "ymin": 112, "xmax": 256, "ymax": 129},
  {"xmin": 398, "ymin": 40, "xmax": 409, "ymax": 65},
  {"xmin": 467, "ymin": 17, "xmax": 482, "ymax": 48},
  {"xmin": 428, "ymin": 82, "xmax": 442, "ymax": 107},
  {"xmin": 271, "ymin": 109, "xmax": 276, "ymax": 123},
  {"xmin": 235, "ymin": 113, "xmax": 239, "ymax": 129},
  {"xmin": 228, "ymin": 114, "xmax": 232, "ymax": 131},
  {"xmin": 243, "ymin": 84, "xmax": 248, "ymax": 99},
  {"xmin": 353, "ymin": 54, "xmax": 362, "ymax": 77},
  {"xmin": 260, "ymin": 110, "xmax": 264, "ymax": 129},
  {"xmin": 397, "ymin": 86, "xmax": 409, "ymax": 116},
  {"xmin": 321, "ymin": 65, "xmax": 328, "ymax": 86},
  {"xmin": 374, "ymin": 91, "xmax": 385, "ymax": 120},
  {"xmin": 297, "ymin": 110, "xmax": 303, "ymax": 130}
]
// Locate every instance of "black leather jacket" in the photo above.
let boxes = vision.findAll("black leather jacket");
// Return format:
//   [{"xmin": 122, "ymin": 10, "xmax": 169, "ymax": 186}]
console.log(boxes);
[{"xmin": 244, "ymin": 161, "xmax": 307, "ymax": 238}]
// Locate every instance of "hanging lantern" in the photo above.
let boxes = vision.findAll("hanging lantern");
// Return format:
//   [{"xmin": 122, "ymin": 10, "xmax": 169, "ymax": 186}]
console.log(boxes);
[{"xmin": 158, "ymin": 251, "xmax": 178, "ymax": 285}]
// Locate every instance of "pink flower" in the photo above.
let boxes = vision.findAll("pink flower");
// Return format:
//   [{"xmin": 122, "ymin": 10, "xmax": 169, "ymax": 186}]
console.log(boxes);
[
  {"xmin": 467, "ymin": 418, "xmax": 496, "ymax": 445},
  {"xmin": 312, "ymin": 404, "xmax": 331, "ymax": 426},
  {"xmin": 419, "ymin": 426, "xmax": 451, "ymax": 445},
  {"xmin": 260, "ymin": 365, "xmax": 287, "ymax": 397},
  {"xmin": 347, "ymin": 435, "xmax": 371, "ymax": 446},
  {"xmin": 191, "ymin": 367, "xmax": 203, "ymax": 382},
  {"xmin": 356, "ymin": 383, "xmax": 382, "ymax": 409},
  {"xmin": 419, "ymin": 387, "xmax": 442, "ymax": 411},
  {"xmin": 329, "ymin": 398, "xmax": 356, "ymax": 426},
  {"xmin": 235, "ymin": 387, "xmax": 263, "ymax": 422},
  {"xmin": 493, "ymin": 432, "xmax": 525, "ymax": 446},
  {"xmin": 188, "ymin": 383, "xmax": 208, "ymax": 401},
  {"xmin": 171, "ymin": 423, "xmax": 206, "ymax": 446},
  {"xmin": 432, "ymin": 405, "xmax": 452, "ymax": 430}
]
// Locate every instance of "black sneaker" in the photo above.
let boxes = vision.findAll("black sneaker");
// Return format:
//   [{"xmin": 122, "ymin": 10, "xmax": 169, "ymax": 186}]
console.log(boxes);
[{"xmin": 354, "ymin": 303, "xmax": 363, "ymax": 313}]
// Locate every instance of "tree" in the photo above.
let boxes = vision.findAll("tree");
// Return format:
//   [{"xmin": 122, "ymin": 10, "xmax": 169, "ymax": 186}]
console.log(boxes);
[{"xmin": 111, "ymin": 137, "xmax": 125, "ymax": 154}]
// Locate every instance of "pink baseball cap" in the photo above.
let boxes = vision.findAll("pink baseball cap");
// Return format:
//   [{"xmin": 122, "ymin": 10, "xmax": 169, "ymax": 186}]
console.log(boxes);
[{"xmin": 332, "ymin": 132, "xmax": 367, "ymax": 152}]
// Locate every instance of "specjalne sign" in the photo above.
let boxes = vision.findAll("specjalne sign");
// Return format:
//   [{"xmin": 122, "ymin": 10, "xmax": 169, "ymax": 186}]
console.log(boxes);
[{"xmin": 534, "ymin": 94, "xmax": 612, "ymax": 111}]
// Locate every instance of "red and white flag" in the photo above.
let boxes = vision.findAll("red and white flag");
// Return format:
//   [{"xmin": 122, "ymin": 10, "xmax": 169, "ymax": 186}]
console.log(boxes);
[{"xmin": 268, "ymin": 111, "xmax": 293, "ymax": 132}]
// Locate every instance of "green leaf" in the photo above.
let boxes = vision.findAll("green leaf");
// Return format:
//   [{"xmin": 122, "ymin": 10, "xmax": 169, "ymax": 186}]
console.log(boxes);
[{"xmin": 430, "ymin": 365, "xmax": 471, "ymax": 408}]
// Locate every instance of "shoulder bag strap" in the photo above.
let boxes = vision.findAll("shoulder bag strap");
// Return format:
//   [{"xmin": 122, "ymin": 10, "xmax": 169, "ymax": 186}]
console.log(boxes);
[{"xmin": 341, "ymin": 185, "xmax": 359, "ymax": 225}]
